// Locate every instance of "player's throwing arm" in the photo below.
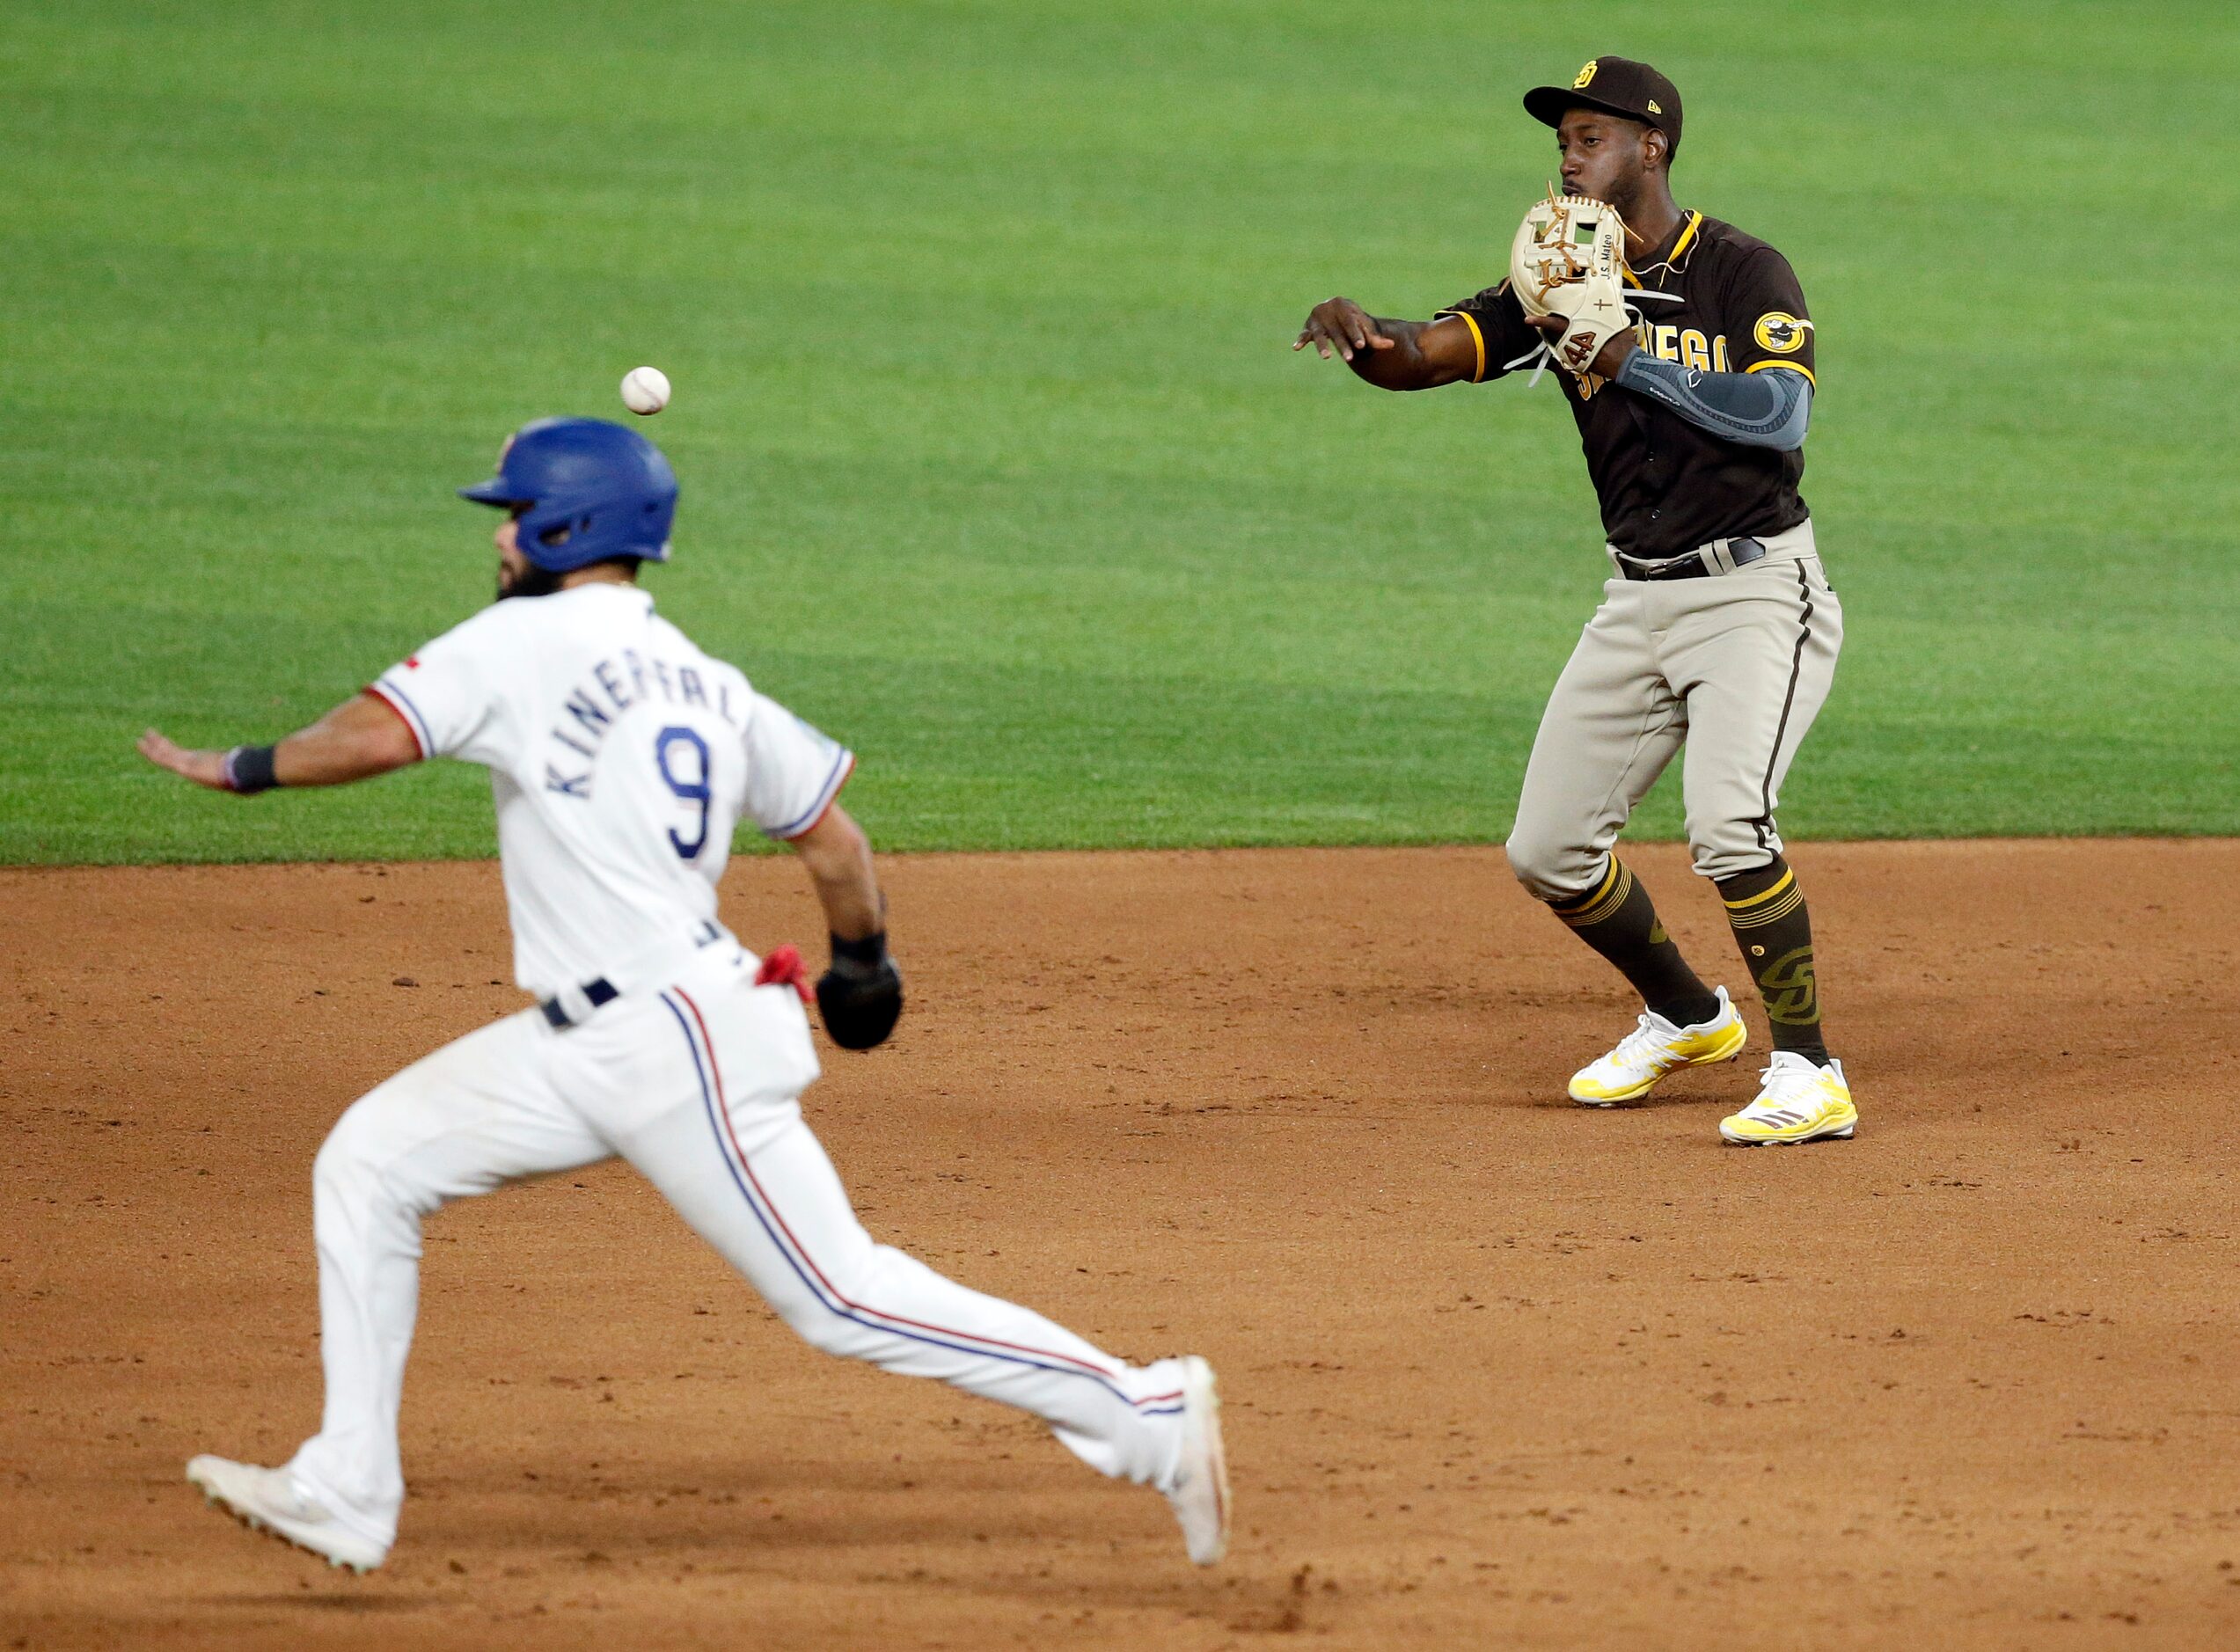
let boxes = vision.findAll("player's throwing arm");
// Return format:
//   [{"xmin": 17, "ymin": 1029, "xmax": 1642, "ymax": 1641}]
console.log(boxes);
[
  {"xmin": 142, "ymin": 416, "xmax": 1229, "ymax": 1573},
  {"xmin": 1293, "ymin": 55, "xmax": 1855, "ymax": 1148}
]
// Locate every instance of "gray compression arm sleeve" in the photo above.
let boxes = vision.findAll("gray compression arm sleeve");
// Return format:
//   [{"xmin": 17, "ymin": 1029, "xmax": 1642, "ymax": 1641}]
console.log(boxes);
[{"xmin": 1613, "ymin": 352, "xmax": 1812, "ymax": 450}]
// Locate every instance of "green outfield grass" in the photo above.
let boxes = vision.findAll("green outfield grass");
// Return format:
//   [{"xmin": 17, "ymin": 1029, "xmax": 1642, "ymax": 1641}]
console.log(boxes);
[{"xmin": 3, "ymin": 0, "xmax": 2235, "ymax": 863}]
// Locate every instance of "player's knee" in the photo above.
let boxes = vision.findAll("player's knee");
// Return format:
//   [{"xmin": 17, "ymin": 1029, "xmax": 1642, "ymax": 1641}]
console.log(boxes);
[
  {"xmin": 311, "ymin": 1093, "xmax": 425, "ymax": 1217},
  {"xmin": 311, "ymin": 1121, "xmax": 379, "ymax": 1214},
  {"xmin": 1505, "ymin": 827, "xmax": 1598, "ymax": 904},
  {"xmin": 1687, "ymin": 824, "xmax": 1776, "ymax": 885},
  {"xmin": 768, "ymin": 1280, "xmax": 871, "ymax": 1360},
  {"xmin": 780, "ymin": 1300, "xmax": 859, "ymax": 1358},
  {"xmin": 766, "ymin": 1245, "xmax": 901, "ymax": 1361}
]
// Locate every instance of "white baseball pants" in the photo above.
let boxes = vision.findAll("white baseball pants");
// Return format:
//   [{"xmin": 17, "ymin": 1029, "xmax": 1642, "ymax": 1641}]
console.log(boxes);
[{"xmin": 283, "ymin": 946, "xmax": 1188, "ymax": 1551}]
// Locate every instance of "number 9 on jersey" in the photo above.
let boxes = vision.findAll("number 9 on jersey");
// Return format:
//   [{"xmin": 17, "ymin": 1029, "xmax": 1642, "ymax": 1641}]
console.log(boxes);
[{"xmin": 655, "ymin": 726, "xmax": 713, "ymax": 859}]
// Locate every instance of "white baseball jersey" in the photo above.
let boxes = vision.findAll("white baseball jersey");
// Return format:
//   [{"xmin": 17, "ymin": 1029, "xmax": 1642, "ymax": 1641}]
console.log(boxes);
[{"xmin": 366, "ymin": 584, "xmax": 853, "ymax": 998}]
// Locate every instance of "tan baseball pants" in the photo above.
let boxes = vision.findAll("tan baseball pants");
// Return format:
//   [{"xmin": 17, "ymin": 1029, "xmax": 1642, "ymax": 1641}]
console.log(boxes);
[{"xmin": 1505, "ymin": 519, "xmax": 1842, "ymax": 900}]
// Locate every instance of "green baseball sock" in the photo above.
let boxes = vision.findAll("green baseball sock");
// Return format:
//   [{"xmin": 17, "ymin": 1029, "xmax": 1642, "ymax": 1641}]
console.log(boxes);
[
  {"xmin": 1716, "ymin": 856, "xmax": 1831, "ymax": 1065},
  {"xmin": 1548, "ymin": 858, "xmax": 1721, "ymax": 1027}
]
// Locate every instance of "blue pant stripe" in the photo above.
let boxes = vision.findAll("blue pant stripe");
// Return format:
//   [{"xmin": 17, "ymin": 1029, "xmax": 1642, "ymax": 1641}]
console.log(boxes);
[{"xmin": 657, "ymin": 991, "xmax": 1148, "ymax": 1408}]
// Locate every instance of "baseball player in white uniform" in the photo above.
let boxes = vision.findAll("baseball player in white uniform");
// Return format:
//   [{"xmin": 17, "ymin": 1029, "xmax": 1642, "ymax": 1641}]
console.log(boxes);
[{"xmin": 136, "ymin": 417, "xmax": 1228, "ymax": 1573}]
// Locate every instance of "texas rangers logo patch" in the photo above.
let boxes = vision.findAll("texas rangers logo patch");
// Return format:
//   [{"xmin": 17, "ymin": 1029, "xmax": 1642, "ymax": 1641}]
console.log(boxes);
[{"xmin": 1753, "ymin": 312, "xmax": 1813, "ymax": 354}]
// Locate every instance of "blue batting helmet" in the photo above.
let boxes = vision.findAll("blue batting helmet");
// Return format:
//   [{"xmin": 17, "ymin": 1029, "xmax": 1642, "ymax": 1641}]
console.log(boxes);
[{"xmin": 458, "ymin": 417, "xmax": 678, "ymax": 572}]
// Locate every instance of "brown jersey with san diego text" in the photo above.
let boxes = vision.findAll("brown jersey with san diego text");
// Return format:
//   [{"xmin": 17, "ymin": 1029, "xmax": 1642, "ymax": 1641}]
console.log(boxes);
[{"xmin": 1438, "ymin": 210, "xmax": 1817, "ymax": 559}]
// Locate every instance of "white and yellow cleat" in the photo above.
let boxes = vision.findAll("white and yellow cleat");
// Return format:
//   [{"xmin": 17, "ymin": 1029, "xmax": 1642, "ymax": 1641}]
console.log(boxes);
[
  {"xmin": 1719, "ymin": 1053, "xmax": 1857, "ymax": 1145},
  {"xmin": 1568, "ymin": 986, "xmax": 1748, "ymax": 1106}
]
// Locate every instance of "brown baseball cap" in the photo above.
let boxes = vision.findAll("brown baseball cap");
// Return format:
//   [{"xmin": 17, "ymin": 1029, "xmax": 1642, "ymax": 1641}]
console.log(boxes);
[{"xmin": 1523, "ymin": 55, "xmax": 1683, "ymax": 157}]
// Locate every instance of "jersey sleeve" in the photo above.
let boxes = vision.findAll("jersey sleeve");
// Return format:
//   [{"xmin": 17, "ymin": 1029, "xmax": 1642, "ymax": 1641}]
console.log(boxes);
[
  {"xmin": 740, "ymin": 691, "xmax": 856, "ymax": 840},
  {"xmin": 365, "ymin": 611, "xmax": 502, "ymax": 764},
  {"xmin": 1724, "ymin": 246, "xmax": 1817, "ymax": 387},
  {"xmin": 1434, "ymin": 282, "xmax": 1538, "ymax": 384}
]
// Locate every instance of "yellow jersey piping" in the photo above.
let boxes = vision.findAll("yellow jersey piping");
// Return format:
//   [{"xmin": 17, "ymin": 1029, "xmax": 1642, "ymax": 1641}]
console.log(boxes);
[
  {"xmin": 1437, "ymin": 309, "xmax": 1487, "ymax": 383},
  {"xmin": 1746, "ymin": 360, "xmax": 1816, "ymax": 386}
]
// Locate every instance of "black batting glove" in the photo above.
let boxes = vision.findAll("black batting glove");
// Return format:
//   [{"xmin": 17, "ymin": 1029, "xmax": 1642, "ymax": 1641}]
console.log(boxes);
[{"xmin": 816, "ymin": 932, "xmax": 903, "ymax": 1050}]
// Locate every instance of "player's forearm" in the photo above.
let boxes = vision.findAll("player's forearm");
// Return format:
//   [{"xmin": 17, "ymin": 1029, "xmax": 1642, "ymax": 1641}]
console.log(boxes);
[
  {"xmin": 1346, "ymin": 318, "xmax": 1444, "ymax": 391},
  {"xmin": 795, "ymin": 804, "xmax": 903, "ymax": 1049},
  {"xmin": 1612, "ymin": 353, "xmax": 1812, "ymax": 450},
  {"xmin": 137, "ymin": 690, "xmax": 421, "ymax": 793},
  {"xmin": 269, "ymin": 694, "xmax": 426, "ymax": 786},
  {"xmin": 265, "ymin": 735, "xmax": 393, "ymax": 788},
  {"xmin": 792, "ymin": 805, "xmax": 884, "ymax": 941},
  {"xmin": 1297, "ymin": 299, "xmax": 1475, "ymax": 389}
]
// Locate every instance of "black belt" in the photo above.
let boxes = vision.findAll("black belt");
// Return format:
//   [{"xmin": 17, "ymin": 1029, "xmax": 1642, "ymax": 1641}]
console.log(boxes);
[
  {"xmin": 1614, "ymin": 536, "xmax": 1767, "ymax": 581},
  {"xmin": 538, "ymin": 922, "xmax": 726, "ymax": 1029},
  {"xmin": 540, "ymin": 976, "xmax": 618, "ymax": 1029}
]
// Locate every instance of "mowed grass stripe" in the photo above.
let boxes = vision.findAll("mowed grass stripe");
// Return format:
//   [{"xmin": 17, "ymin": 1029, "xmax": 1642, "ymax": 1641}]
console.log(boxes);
[{"xmin": 2, "ymin": 1, "xmax": 2236, "ymax": 864}]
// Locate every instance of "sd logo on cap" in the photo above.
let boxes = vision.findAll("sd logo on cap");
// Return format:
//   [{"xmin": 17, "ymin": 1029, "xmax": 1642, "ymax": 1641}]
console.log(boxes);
[{"xmin": 1526, "ymin": 55, "xmax": 1685, "ymax": 159}]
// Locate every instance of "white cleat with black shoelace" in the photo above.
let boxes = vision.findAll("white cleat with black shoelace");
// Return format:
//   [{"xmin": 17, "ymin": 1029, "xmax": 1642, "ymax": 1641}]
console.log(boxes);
[{"xmin": 1718, "ymin": 1051, "xmax": 1857, "ymax": 1145}]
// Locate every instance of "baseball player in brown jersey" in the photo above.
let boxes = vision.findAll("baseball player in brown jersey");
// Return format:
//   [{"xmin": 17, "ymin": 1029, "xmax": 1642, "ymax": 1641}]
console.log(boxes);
[{"xmin": 1295, "ymin": 56, "xmax": 1855, "ymax": 1145}]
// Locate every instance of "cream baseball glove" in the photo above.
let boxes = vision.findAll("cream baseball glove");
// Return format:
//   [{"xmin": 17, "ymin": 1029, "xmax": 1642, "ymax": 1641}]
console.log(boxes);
[{"xmin": 1507, "ymin": 190, "xmax": 1636, "ymax": 377}]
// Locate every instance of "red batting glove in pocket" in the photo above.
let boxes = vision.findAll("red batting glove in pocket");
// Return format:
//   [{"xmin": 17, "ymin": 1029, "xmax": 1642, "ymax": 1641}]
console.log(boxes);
[{"xmin": 755, "ymin": 944, "xmax": 814, "ymax": 1004}]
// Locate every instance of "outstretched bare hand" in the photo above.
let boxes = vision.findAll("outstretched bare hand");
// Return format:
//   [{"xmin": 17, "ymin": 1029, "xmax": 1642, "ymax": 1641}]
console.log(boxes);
[
  {"xmin": 137, "ymin": 729, "xmax": 231, "ymax": 790},
  {"xmin": 1293, "ymin": 297, "xmax": 1394, "ymax": 363}
]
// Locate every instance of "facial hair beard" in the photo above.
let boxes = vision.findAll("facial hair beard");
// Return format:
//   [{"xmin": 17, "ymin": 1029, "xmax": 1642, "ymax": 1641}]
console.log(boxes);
[{"xmin": 497, "ymin": 559, "xmax": 565, "ymax": 602}]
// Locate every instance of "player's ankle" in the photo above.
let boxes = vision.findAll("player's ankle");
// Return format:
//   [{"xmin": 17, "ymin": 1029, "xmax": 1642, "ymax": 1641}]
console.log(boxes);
[{"xmin": 1651, "ymin": 990, "xmax": 1723, "ymax": 1027}]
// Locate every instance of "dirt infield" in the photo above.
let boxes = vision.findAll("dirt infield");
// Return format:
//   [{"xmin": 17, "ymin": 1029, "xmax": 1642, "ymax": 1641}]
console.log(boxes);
[{"xmin": 4, "ymin": 841, "xmax": 2236, "ymax": 1649}]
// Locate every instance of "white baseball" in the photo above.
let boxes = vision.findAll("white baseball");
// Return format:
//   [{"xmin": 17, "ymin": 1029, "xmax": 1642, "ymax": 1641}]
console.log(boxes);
[{"xmin": 619, "ymin": 365, "xmax": 671, "ymax": 416}]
